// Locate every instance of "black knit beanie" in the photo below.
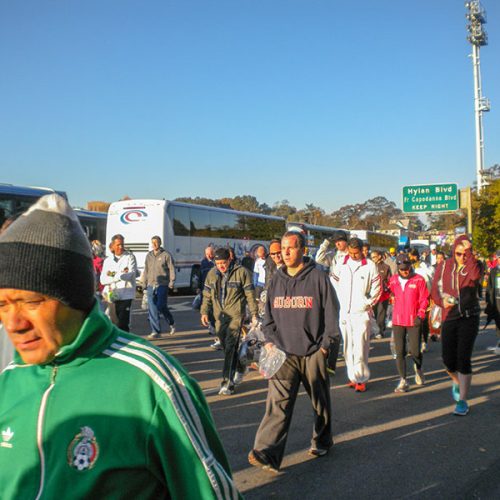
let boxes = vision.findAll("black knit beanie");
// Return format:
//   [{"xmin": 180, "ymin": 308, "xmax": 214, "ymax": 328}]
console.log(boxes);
[{"xmin": 0, "ymin": 194, "xmax": 95, "ymax": 312}]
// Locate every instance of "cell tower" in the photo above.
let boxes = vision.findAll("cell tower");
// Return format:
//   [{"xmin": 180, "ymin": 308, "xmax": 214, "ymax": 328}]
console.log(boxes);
[{"xmin": 465, "ymin": 1, "xmax": 490, "ymax": 193}]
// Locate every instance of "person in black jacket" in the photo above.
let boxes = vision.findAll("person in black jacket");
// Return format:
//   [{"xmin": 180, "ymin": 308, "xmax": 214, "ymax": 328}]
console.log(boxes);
[
  {"xmin": 248, "ymin": 231, "xmax": 340, "ymax": 472},
  {"xmin": 485, "ymin": 259, "xmax": 500, "ymax": 354}
]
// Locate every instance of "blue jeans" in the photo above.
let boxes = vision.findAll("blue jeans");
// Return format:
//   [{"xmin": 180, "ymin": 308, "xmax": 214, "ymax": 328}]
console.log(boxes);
[{"xmin": 147, "ymin": 285, "xmax": 175, "ymax": 334}]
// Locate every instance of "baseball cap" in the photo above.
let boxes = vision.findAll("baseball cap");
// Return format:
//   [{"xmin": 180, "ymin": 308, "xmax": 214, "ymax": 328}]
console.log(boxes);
[
  {"xmin": 214, "ymin": 248, "xmax": 230, "ymax": 260},
  {"xmin": 396, "ymin": 253, "xmax": 412, "ymax": 270},
  {"xmin": 333, "ymin": 230, "xmax": 348, "ymax": 242}
]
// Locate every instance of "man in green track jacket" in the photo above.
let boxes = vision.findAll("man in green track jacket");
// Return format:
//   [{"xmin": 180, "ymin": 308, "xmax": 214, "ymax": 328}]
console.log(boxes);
[
  {"xmin": 201, "ymin": 247, "xmax": 258, "ymax": 396},
  {"xmin": 0, "ymin": 194, "xmax": 240, "ymax": 500}
]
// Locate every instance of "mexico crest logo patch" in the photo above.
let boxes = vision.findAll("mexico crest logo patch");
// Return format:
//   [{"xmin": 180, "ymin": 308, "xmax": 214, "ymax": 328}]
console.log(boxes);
[{"xmin": 67, "ymin": 427, "xmax": 99, "ymax": 471}]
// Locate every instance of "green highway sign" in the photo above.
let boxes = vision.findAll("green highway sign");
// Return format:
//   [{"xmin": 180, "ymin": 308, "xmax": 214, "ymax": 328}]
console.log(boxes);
[{"xmin": 402, "ymin": 183, "xmax": 459, "ymax": 213}]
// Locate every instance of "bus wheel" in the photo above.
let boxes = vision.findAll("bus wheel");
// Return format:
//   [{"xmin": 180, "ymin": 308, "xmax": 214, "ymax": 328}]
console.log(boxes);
[{"xmin": 190, "ymin": 267, "xmax": 200, "ymax": 294}]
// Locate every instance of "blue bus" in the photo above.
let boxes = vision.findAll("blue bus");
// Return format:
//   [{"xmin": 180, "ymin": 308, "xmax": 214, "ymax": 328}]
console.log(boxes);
[
  {"xmin": 73, "ymin": 209, "xmax": 108, "ymax": 243},
  {"xmin": 0, "ymin": 184, "xmax": 107, "ymax": 243},
  {"xmin": 0, "ymin": 184, "xmax": 67, "ymax": 228}
]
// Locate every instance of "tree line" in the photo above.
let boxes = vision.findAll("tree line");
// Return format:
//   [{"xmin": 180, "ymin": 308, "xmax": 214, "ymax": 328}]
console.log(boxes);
[{"xmin": 87, "ymin": 166, "xmax": 499, "ymax": 255}]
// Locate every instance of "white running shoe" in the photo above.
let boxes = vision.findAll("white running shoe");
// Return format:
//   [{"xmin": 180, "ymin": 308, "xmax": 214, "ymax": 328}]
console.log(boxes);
[
  {"xmin": 148, "ymin": 332, "xmax": 161, "ymax": 340},
  {"xmin": 233, "ymin": 372, "xmax": 245, "ymax": 386},
  {"xmin": 394, "ymin": 378, "xmax": 409, "ymax": 393},
  {"xmin": 414, "ymin": 366, "xmax": 425, "ymax": 385},
  {"xmin": 169, "ymin": 325, "xmax": 176, "ymax": 335},
  {"xmin": 218, "ymin": 384, "xmax": 234, "ymax": 396},
  {"xmin": 211, "ymin": 340, "xmax": 223, "ymax": 350}
]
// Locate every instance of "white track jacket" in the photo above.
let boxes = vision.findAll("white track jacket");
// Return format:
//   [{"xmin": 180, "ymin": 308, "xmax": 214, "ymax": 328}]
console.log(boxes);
[
  {"xmin": 101, "ymin": 251, "xmax": 138, "ymax": 301},
  {"xmin": 331, "ymin": 256, "xmax": 381, "ymax": 314}
]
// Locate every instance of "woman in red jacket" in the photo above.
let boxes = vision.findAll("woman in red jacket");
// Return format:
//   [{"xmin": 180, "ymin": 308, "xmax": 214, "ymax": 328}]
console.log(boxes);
[
  {"xmin": 388, "ymin": 254, "xmax": 429, "ymax": 393},
  {"xmin": 431, "ymin": 235, "xmax": 481, "ymax": 416}
]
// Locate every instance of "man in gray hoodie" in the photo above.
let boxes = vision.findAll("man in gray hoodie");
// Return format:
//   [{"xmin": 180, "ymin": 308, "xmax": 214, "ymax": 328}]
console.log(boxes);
[{"xmin": 144, "ymin": 236, "xmax": 176, "ymax": 339}]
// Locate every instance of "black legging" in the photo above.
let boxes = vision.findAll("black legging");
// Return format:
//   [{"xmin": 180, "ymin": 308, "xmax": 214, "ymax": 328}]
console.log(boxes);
[
  {"xmin": 393, "ymin": 325, "xmax": 422, "ymax": 379},
  {"xmin": 373, "ymin": 300, "xmax": 389, "ymax": 336},
  {"xmin": 441, "ymin": 316, "xmax": 479, "ymax": 374}
]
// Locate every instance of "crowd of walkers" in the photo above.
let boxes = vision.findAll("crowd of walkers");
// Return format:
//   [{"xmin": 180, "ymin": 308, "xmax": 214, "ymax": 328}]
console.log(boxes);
[
  {"xmin": 193, "ymin": 228, "xmax": 498, "ymax": 471},
  {"xmin": 0, "ymin": 194, "xmax": 499, "ymax": 496}
]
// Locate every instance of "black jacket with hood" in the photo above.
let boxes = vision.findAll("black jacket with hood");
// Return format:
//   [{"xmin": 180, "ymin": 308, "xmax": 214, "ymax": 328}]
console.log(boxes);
[{"xmin": 263, "ymin": 258, "xmax": 340, "ymax": 357}]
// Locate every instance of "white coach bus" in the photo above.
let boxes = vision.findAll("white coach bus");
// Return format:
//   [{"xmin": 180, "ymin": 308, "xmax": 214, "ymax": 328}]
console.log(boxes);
[
  {"xmin": 286, "ymin": 221, "xmax": 347, "ymax": 256},
  {"xmin": 106, "ymin": 199, "xmax": 286, "ymax": 291}
]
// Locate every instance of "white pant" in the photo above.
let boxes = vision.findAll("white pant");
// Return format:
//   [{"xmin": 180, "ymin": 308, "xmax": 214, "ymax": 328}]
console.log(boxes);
[{"xmin": 340, "ymin": 311, "xmax": 371, "ymax": 383}]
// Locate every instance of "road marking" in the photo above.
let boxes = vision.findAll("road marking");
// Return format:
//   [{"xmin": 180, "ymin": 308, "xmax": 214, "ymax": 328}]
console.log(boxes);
[{"xmin": 203, "ymin": 387, "xmax": 220, "ymax": 395}]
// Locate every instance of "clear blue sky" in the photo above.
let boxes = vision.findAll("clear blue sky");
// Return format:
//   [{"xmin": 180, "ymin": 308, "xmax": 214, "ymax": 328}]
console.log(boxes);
[{"xmin": 1, "ymin": 0, "xmax": 498, "ymax": 212}]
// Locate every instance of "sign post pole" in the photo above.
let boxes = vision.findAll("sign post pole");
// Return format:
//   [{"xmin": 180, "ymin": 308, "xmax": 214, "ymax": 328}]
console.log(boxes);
[{"xmin": 460, "ymin": 187, "xmax": 473, "ymax": 236}]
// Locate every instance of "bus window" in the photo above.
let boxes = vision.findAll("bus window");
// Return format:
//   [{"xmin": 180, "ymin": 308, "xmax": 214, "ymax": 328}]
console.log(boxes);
[
  {"xmin": 0, "ymin": 199, "xmax": 13, "ymax": 227},
  {"xmin": 0, "ymin": 194, "xmax": 40, "ymax": 227},
  {"xmin": 172, "ymin": 206, "xmax": 190, "ymax": 236},
  {"xmin": 267, "ymin": 218, "xmax": 286, "ymax": 240},
  {"xmin": 235, "ymin": 214, "xmax": 246, "ymax": 238},
  {"xmin": 190, "ymin": 208, "xmax": 211, "ymax": 237},
  {"xmin": 211, "ymin": 211, "xmax": 239, "ymax": 239}
]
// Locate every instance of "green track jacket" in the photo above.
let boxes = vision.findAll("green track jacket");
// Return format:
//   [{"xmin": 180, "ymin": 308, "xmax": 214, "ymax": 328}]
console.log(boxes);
[{"xmin": 0, "ymin": 303, "xmax": 240, "ymax": 500}]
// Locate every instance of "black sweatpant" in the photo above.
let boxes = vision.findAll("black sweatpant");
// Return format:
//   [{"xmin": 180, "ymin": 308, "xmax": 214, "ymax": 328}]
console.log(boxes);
[
  {"xmin": 393, "ymin": 324, "xmax": 422, "ymax": 379},
  {"xmin": 373, "ymin": 300, "xmax": 389, "ymax": 336},
  {"xmin": 441, "ymin": 315, "xmax": 479, "ymax": 374},
  {"xmin": 114, "ymin": 299, "xmax": 132, "ymax": 332},
  {"xmin": 216, "ymin": 313, "xmax": 244, "ymax": 385},
  {"xmin": 327, "ymin": 336, "xmax": 341, "ymax": 372},
  {"xmin": 253, "ymin": 349, "xmax": 332, "ymax": 470}
]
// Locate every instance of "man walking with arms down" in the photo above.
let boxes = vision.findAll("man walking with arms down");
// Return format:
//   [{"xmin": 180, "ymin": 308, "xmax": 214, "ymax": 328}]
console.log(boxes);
[
  {"xmin": 201, "ymin": 248, "xmax": 258, "ymax": 395},
  {"xmin": 144, "ymin": 236, "xmax": 176, "ymax": 339},
  {"xmin": 331, "ymin": 237, "xmax": 381, "ymax": 392},
  {"xmin": 249, "ymin": 231, "xmax": 340, "ymax": 473}
]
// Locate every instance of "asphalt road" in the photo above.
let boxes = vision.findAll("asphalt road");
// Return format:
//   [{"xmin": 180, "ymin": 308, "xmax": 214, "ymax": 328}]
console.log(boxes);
[{"xmin": 131, "ymin": 296, "xmax": 500, "ymax": 500}]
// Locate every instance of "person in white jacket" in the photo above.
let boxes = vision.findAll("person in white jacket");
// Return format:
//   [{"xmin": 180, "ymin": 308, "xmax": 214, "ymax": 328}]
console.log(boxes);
[
  {"xmin": 331, "ymin": 237, "xmax": 381, "ymax": 392},
  {"xmin": 100, "ymin": 234, "xmax": 138, "ymax": 331},
  {"xmin": 314, "ymin": 230, "xmax": 349, "ymax": 275}
]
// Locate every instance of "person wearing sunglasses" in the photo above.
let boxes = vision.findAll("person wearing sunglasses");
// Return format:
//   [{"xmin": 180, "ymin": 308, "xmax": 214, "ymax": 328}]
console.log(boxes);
[
  {"xmin": 264, "ymin": 240, "xmax": 283, "ymax": 289},
  {"xmin": 431, "ymin": 235, "xmax": 482, "ymax": 416}
]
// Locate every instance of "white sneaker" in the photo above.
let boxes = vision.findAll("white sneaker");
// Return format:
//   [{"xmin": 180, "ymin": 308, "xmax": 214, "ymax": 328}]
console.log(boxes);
[
  {"xmin": 218, "ymin": 384, "xmax": 234, "ymax": 395},
  {"xmin": 169, "ymin": 325, "xmax": 176, "ymax": 335},
  {"xmin": 211, "ymin": 340, "xmax": 223, "ymax": 350},
  {"xmin": 421, "ymin": 342, "xmax": 428, "ymax": 353},
  {"xmin": 414, "ymin": 366, "xmax": 425, "ymax": 385},
  {"xmin": 148, "ymin": 332, "xmax": 161, "ymax": 339},
  {"xmin": 394, "ymin": 378, "xmax": 409, "ymax": 393},
  {"xmin": 233, "ymin": 372, "xmax": 245, "ymax": 385}
]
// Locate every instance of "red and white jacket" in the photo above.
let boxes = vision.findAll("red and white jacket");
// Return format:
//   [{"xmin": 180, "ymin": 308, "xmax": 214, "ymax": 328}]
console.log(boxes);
[
  {"xmin": 389, "ymin": 273, "xmax": 429, "ymax": 327},
  {"xmin": 331, "ymin": 256, "xmax": 381, "ymax": 314}
]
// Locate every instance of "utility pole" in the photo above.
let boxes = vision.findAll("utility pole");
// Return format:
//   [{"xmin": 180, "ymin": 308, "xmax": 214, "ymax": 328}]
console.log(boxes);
[{"xmin": 465, "ymin": 1, "xmax": 490, "ymax": 193}]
